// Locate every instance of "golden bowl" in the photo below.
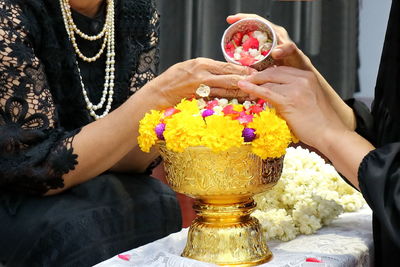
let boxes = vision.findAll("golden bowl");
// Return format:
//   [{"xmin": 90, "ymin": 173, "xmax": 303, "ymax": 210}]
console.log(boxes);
[{"xmin": 158, "ymin": 143, "xmax": 284, "ymax": 266}]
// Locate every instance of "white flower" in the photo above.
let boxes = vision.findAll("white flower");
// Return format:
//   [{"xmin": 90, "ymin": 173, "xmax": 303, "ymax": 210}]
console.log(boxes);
[
  {"xmin": 213, "ymin": 106, "xmax": 223, "ymax": 115},
  {"xmin": 242, "ymin": 34, "xmax": 250, "ymax": 43},
  {"xmin": 254, "ymin": 146, "xmax": 366, "ymax": 241},
  {"xmin": 249, "ymin": 48, "xmax": 260, "ymax": 58},
  {"xmin": 217, "ymin": 98, "xmax": 229, "ymax": 107},
  {"xmin": 253, "ymin": 30, "xmax": 269, "ymax": 45},
  {"xmin": 243, "ymin": 101, "xmax": 252, "ymax": 110},
  {"xmin": 230, "ymin": 99, "xmax": 239, "ymax": 105},
  {"xmin": 197, "ymin": 98, "xmax": 206, "ymax": 109}
]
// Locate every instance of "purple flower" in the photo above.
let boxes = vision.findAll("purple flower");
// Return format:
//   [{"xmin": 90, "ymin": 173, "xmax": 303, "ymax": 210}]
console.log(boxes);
[
  {"xmin": 155, "ymin": 123, "xmax": 166, "ymax": 140},
  {"xmin": 242, "ymin": 128, "xmax": 256, "ymax": 142},
  {"xmin": 202, "ymin": 109, "xmax": 214, "ymax": 118}
]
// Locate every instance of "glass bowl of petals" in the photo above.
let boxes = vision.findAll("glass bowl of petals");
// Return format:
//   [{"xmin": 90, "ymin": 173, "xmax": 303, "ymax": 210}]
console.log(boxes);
[{"xmin": 221, "ymin": 18, "xmax": 277, "ymax": 71}]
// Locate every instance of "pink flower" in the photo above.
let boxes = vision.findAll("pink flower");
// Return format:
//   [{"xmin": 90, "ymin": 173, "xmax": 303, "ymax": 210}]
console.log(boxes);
[
  {"xmin": 242, "ymin": 36, "xmax": 259, "ymax": 51},
  {"xmin": 206, "ymin": 100, "xmax": 219, "ymax": 110},
  {"xmin": 237, "ymin": 112, "xmax": 254, "ymax": 124},
  {"xmin": 202, "ymin": 109, "xmax": 214, "ymax": 118},
  {"xmin": 118, "ymin": 254, "xmax": 131, "ymax": 261},
  {"xmin": 222, "ymin": 105, "xmax": 236, "ymax": 115},
  {"xmin": 155, "ymin": 123, "xmax": 166, "ymax": 140},
  {"xmin": 164, "ymin": 107, "xmax": 180, "ymax": 118},
  {"xmin": 249, "ymin": 105, "xmax": 263, "ymax": 114},
  {"xmin": 306, "ymin": 257, "xmax": 322, "ymax": 263}
]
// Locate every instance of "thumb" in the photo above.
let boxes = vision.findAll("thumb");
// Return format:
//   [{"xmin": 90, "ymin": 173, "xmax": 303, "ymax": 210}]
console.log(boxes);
[
  {"xmin": 271, "ymin": 42, "xmax": 299, "ymax": 60},
  {"xmin": 238, "ymin": 80, "xmax": 285, "ymax": 107}
]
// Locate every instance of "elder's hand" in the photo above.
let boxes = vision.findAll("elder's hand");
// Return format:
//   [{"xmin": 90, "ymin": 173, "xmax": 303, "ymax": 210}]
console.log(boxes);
[
  {"xmin": 238, "ymin": 66, "xmax": 347, "ymax": 148},
  {"xmin": 227, "ymin": 13, "xmax": 313, "ymax": 71},
  {"xmin": 151, "ymin": 58, "xmax": 256, "ymax": 108}
]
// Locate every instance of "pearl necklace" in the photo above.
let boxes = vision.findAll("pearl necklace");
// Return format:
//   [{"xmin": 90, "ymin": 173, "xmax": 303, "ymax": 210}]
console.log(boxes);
[{"xmin": 60, "ymin": 0, "xmax": 116, "ymax": 120}]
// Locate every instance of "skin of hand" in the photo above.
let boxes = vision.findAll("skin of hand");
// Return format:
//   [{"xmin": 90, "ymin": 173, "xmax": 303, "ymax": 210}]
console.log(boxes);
[
  {"xmin": 149, "ymin": 57, "xmax": 257, "ymax": 109},
  {"xmin": 238, "ymin": 67, "xmax": 375, "ymax": 189},
  {"xmin": 239, "ymin": 66, "xmax": 343, "ymax": 147},
  {"xmin": 227, "ymin": 13, "xmax": 356, "ymax": 130},
  {"xmin": 109, "ymin": 58, "xmax": 256, "ymax": 175}
]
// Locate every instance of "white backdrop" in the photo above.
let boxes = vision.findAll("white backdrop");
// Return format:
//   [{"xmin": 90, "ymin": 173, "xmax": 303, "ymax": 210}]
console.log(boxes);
[{"xmin": 357, "ymin": 0, "xmax": 391, "ymax": 100}]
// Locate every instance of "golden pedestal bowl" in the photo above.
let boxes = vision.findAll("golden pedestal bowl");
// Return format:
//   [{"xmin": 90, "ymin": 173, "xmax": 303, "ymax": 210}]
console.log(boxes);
[{"xmin": 159, "ymin": 143, "xmax": 283, "ymax": 266}]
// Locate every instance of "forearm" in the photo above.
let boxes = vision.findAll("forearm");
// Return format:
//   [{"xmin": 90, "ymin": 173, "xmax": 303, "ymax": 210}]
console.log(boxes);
[
  {"xmin": 290, "ymin": 48, "xmax": 356, "ymax": 131},
  {"xmin": 311, "ymin": 66, "xmax": 357, "ymax": 130},
  {"xmin": 316, "ymin": 128, "xmax": 375, "ymax": 190},
  {"xmin": 47, "ymin": 85, "xmax": 160, "ymax": 194},
  {"xmin": 110, "ymin": 145, "xmax": 159, "ymax": 173}
]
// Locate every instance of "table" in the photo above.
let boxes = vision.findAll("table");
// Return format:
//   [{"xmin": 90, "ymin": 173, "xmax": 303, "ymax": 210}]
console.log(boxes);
[{"xmin": 95, "ymin": 206, "xmax": 373, "ymax": 267}]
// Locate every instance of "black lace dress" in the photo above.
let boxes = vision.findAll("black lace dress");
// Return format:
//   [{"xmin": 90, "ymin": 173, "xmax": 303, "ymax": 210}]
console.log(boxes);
[{"xmin": 0, "ymin": 0, "xmax": 181, "ymax": 266}]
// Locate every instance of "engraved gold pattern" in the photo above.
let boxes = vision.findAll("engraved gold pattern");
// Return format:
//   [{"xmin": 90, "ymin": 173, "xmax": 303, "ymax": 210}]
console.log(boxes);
[{"xmin": 158, "ymin": 143, "xmax": 284, "ymax": 266}]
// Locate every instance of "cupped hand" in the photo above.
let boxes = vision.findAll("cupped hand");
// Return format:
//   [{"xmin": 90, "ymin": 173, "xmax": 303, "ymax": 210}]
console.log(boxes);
[
  {"xmin": 237, "ymin": 66, "xmax": 347, "ymax": 149},
  {"xmin": 227, "ymin": 13, "xmax": 313, "ymax": 71},
  {"xmin": 151, "ymin": 57, "xmax": 257, "ymax": 108}
]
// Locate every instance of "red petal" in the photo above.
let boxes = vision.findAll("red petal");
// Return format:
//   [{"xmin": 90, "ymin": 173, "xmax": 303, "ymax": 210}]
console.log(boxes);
[
  {"xmin": 206, "ymin": 100, "xmax": 219, "ymax": 109},
  {"xmin": 239, "ymin": 56, "xmax": 256, "ymax": 66},
  {"xmin": 249, "ymin": 105, "xmax": 263, "ymax": 114},
  {"xmin": 242, "ymin": 37, "xmax": 259, "ymax": 52},
  {"xmin": 118, "ymin": 254, "xmax": 131, "ymax": 261},
  {"xmin": 222, "ymin": 105, "xmax": 236, "ymax": 115},
  {"xmin": 164, "ymin": 107, "xmax": 180, "ymax": 117},
  {"xmin": 232, "ymin": 32, "xmax": 244, "ymax": 46},
  {"xmin": 238, "ymin": 113, "xmax": 254, "ymax": 124},
  {"xmin": 306, "ymin": 258, "xmax": 322, "ymax": 263},
  {"xmin": 261, "ymin": 49, "xmax": 270, "ymax": 56}
]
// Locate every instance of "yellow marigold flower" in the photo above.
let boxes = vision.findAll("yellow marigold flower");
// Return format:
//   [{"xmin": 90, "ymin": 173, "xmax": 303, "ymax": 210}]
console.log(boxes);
[
  {"xmin": 138, "ymin": 110, "xmax": 163, "ymax": 152},
  {"xmin": 163, "ymin": 111, "xmax": 206, "ymax": 152},
  {"xmin": 175, "ymin": 98, "xmax": 200, "ymax": 114},
  {"xmin": 202, "ymin": 115, "xmax": 244, "ymax": 152},
  {"xmin": 233, "ymin": 104, "xmax": 244, "ymax": 112},
  {"xmin": 248, "ymin": 108, "xmax": 292, "ymax": 159}
]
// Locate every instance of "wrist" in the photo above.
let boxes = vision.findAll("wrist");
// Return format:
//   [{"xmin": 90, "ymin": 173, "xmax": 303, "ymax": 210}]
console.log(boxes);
[
  {"xmin": 315, "ymin": 125, "xmax": 350, "ymax": 158},
  {"xmin": 132, "ymin": 76, "xmax": 170, "ymax": 111}
]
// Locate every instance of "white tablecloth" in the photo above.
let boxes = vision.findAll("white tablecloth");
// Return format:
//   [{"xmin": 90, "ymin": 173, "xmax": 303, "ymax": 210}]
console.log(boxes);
[{"xmin": 95, "ymin": 206, "xmax": 373, "ymax": 267}]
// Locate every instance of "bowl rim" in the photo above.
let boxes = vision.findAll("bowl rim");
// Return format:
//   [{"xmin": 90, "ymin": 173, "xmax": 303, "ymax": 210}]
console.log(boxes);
[{"xmin": 221, "ymin": 18, "xmax": 278, "ymax": 67}]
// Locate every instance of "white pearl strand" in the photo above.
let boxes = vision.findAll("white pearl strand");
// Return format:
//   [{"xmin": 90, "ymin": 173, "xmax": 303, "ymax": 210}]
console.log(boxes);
[{"xmin": 60, "ymin": 0, "xmax": 116, "ymax": 120}]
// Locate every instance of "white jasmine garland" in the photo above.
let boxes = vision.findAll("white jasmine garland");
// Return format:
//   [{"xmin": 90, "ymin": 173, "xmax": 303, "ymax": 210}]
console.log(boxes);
[{"xmin": 253, "ymin": 146, "xmax": 366, "ymax": 241}]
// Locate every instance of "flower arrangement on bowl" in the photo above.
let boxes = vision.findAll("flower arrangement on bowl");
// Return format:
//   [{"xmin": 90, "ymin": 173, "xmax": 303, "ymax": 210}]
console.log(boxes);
[
  {"xmin": 137, "ymin": 91, "xmax": 298, "ymax": 266},
  {"xmin": 138, "ymin": 96, "xmax": 296, "ymax": 159}
]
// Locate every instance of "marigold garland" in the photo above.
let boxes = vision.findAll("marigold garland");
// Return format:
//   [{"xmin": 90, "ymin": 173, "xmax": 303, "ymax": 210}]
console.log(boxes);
[
  {"xmin": 137, "ymin": 110, "xmax": 162, "ymax": 152},
  {"xmin": 138, "ymin": 98, "xmax": 297, "ymax": 159}
]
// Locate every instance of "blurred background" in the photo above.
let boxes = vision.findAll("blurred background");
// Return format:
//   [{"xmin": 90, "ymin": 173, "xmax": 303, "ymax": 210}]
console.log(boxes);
[
  {"xmin": 153, "ymin": 0, "xmax": 392, "ymax": 226},
  {"xmin": 155, "ymin": 0, "xmax": 391, "ymax": 104}
]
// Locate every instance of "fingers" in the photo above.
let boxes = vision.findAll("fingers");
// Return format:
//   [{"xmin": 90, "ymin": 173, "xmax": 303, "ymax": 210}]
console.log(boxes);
[
  {"xmin": 237, "ymin": 80, "xmax": 285, "ymax": 107},
  {"xmin": 226, "ymin": 13, "xmax": 266, "ymax": 24},
  {"xmin": 271, "ymin": 42, "xmax": 298, "ymax": 60},
  {"xmin": 205, "ymin": 74, "xmax": 246, "ymax": 89},
  {"xmin": 209, "ymin": 88, "xmax": 250, "ymax": 99},
  {"xmin": 244, "ymin": 66, "xmax": 304, "ymax": 85},
  {"xmin": 208, "ymin": 60, "xmax": 256, "ymax": 76}
]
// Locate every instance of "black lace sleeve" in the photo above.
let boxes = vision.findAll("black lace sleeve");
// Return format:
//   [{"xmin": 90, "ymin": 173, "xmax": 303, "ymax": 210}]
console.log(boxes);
[
  {"xmin": 0, "ymin": 1, "xmax": 79, "ymax": 195},
  {"xmin": 129, "ymin": 6, "xmax": 160, "ymax": 95},
  {"xmin": 128, "ymin": 5, "xmax": 162, "ymax": 172}
]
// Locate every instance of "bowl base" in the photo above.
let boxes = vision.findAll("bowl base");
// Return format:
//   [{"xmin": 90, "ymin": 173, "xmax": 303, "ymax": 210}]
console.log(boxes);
[{"xmin": 182, "ymin": 198, "xmax": 272, "ymax": 266}]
